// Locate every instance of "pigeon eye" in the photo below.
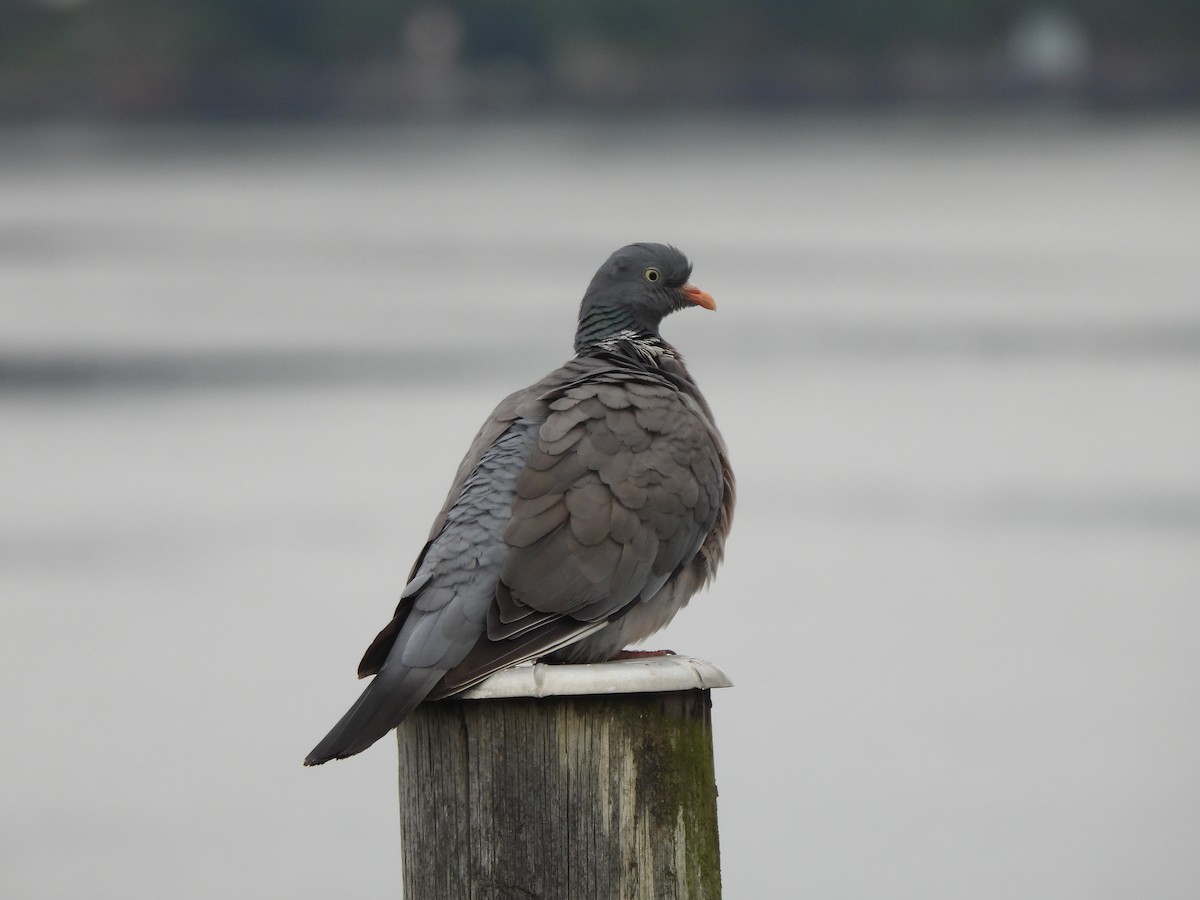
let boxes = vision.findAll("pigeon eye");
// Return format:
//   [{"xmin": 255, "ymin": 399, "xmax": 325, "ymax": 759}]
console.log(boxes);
[{"xmin": 643, "ymin": 267, "xmax": 661, "ymax": 283}]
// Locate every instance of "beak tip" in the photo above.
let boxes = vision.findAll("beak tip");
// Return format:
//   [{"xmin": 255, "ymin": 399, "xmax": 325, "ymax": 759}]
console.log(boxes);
[{"xmin": 683, "ymin": 284, "xmax": 716, "ymax": 311}]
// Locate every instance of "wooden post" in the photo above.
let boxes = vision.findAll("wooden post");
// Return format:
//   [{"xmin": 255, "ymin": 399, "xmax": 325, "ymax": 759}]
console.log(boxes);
[{"xmin": 395, "ymin": 656, "xmax": 732, "ymax": 900}]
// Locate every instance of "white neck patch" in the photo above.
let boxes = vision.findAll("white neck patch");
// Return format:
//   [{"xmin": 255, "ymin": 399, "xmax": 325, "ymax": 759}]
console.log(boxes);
[{"xmin": 597, "ymin": 330, "xmax": 674, "ymax": 365}]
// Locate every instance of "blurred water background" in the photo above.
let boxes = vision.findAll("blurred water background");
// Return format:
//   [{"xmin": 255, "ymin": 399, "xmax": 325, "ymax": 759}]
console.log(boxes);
[{"xmin": 3, "ymin": 3, "xmax": 1200, "ymax": 899}]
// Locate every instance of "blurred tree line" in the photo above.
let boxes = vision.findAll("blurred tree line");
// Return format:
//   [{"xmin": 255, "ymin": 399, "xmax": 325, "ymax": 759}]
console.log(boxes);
[{"xmin": 1, "ymin": 0, "xmax": 1197, "ymax": 118}]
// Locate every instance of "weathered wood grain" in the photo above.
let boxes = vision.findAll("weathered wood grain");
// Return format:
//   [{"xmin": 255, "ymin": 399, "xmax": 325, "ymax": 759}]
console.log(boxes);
[{"xmin": 396, "ymin": 690, "xmax": 722, "ymax": 899}]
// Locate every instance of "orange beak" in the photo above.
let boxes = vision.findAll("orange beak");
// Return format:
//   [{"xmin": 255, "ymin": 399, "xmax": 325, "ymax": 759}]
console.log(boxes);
[{"xmin": 681, "ymin": 283, "xmax": 716, "ymax": 311}]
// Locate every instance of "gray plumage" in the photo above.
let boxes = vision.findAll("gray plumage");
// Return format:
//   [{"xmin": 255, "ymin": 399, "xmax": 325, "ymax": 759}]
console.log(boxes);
[{"xmin": 305, "ymin": 243, "xmax": 734, "ymax": 765}]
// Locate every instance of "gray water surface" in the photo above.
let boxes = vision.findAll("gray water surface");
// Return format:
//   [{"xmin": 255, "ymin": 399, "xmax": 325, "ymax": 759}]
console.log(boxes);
[{"xmin": 3, "ymin": 115, "xmax": 1199, "ymax": 899}]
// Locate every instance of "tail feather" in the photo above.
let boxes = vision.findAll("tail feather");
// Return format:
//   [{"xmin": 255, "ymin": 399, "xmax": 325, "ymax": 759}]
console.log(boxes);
[
  {"xmin": 305, "ymin": 611, "xmax": 621, "ymax": 764},
  {"xmin": 304, "ymin": 665, "xmax": 446, "ymax": 766}
]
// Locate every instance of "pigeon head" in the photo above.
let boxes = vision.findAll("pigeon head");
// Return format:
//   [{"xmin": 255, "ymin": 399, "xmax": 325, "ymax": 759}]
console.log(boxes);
[{"xmin": 575, "ymin": 243, "xmax": 715, "ymax": 353}]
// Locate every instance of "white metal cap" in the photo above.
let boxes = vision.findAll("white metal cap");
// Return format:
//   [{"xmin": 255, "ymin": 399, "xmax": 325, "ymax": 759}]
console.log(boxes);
[{"xmin": 455, "ymin": 655, "xmax": 733, "ymax": 700}]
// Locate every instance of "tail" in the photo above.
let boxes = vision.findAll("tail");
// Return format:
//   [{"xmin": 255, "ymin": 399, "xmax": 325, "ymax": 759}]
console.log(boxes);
[{"xmin": 304, "ymin": 665, "xmax": 446, "ymax": 766}]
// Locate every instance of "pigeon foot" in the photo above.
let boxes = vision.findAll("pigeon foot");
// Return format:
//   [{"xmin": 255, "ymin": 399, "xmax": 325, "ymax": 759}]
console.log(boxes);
[{"xmin": 610, "ymin": 648, "xmax": 677, "ymax": 660}]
